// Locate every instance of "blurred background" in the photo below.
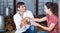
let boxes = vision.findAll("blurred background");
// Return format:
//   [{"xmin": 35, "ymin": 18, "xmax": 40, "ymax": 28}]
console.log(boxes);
[{"xmin": 0, "ymin": 0, "xmax": 59, "ymax": 33}]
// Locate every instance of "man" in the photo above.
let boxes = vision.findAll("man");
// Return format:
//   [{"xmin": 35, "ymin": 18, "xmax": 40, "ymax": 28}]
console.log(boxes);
[{"xmin": 13, "ymin": 2, "xmax": 35, "ymax": 33}]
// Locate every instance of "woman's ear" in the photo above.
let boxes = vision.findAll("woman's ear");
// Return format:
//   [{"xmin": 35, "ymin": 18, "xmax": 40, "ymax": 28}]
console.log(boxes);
[{"xmin": 49, "ymin": 8, "xmax": 51, "ymax": 11}]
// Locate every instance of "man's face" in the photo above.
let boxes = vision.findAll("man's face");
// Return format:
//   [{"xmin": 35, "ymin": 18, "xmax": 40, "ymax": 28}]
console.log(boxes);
[{"xmin": 18, "ymin": 5, "xmax": 26, "ymax": 12}]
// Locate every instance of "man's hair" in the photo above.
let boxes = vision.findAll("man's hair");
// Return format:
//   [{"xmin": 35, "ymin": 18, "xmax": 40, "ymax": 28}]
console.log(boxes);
[
  {"xmin": 16, "ymin": 2, "xmax": 25, "ymax": 8},
  {"xmin": 45, "ymin": 2, "xmax": 58, "ymax": 16}
]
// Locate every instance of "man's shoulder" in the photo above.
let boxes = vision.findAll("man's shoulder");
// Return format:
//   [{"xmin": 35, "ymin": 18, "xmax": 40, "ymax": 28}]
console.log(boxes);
[
  {"xmin": 13, "ymin": 12, "xmax": 19, "ymax": 18},
  {"xmin": 26, "ymin": 10, "xmax": 32, "ymax": 13}
]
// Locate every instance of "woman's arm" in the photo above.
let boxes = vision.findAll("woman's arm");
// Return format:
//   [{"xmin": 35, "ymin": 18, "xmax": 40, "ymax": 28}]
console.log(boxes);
[
  {"xmin": 30, "ymin": 17, "xmax": 46, "ymax": 22},
  {"xmin": 35, "ymin": 23, "xmax": 56, "ymax": 31}
]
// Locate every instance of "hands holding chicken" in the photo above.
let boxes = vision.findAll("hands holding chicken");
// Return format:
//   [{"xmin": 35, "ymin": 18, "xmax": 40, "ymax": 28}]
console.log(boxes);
[
  {"xmin": 22, "ymin": 17, "xmax": 31, "ymax": 25},
  {"xmin": 20, "ymin": 17, "xmax": 31, "ymax": 28},
  {"xmin": 20, "ymin": 17, "xmax": 41, "ymax": 28}
]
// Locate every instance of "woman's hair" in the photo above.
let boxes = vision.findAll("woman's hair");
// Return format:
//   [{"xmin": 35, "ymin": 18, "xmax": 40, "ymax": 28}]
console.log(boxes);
[{"xmin": 45, "ymin": 2, "xmax": 58, "ymax": 16}]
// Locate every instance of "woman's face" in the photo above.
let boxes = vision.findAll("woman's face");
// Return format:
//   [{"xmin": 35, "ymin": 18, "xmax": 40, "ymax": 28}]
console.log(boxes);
[{"xmin": 44, "ymin": 5, "xmax": 50, "ymax": 14}]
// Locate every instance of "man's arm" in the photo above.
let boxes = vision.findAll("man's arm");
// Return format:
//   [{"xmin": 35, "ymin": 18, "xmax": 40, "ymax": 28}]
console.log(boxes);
[
  {"xmin": 19, "ymin": 22, "xmax": 24, "ymax": 28},
  {"xmin": 13, "ymin": 15, "xmax": 24, "ymax": 28},
  {"xmin": 20, "ymin": 18, "xmax": 30, "ymax": 28}
]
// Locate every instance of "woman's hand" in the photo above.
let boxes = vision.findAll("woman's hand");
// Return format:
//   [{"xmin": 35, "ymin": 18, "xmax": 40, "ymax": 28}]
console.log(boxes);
[{"xmin": 35, "ymin": 23, "xmax": 40, "ymax": 27}]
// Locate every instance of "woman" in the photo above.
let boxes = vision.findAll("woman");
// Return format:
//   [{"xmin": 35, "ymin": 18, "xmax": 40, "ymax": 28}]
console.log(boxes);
[{"xmin": 29, "ymin": 2, "xmax": 58, "ymax": 33}]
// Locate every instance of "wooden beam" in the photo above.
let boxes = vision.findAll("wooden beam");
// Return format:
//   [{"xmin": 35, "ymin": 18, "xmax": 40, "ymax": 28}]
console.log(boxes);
[
  {"xmin": 36, "ymin": 0, "xmax": 38, "ymax": 15},
  {"xmin": 13, "ymin": 0, "xmax": 16, "ymax": 14}
]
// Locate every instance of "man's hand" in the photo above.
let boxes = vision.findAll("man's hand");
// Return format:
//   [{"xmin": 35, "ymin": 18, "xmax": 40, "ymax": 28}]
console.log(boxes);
[
  {"xmin": 22, "ymin": 17, "xmax": 29, "ymax": 25},
  {"xmin": 20, "ymin": 17, "xmax": 28, "ymax": 28},
  {"xmin": 20, "ymin": 23, "xmax": 24, "ymax": 28},
  {"xmin": 20, "ymin": 17, "xmax": 31, "ymax": 28}
]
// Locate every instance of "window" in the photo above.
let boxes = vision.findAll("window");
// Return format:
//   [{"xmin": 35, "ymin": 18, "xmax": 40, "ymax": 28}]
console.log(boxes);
[{"xmin": 0, "ymin": 0, "xmax": 13, "ymax": 16}]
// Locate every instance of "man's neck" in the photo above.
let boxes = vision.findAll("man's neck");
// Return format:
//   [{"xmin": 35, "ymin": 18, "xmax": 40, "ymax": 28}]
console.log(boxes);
[{"xmin": 19, "ymin": 11, "xmax": 24, "ymax": 16}]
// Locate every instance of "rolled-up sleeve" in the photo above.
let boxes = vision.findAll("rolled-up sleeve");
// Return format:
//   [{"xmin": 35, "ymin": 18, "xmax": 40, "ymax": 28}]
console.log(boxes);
[
  {"xmin": 26, "ymin": 11, "xmax": 35, "ymax": 25},
  {"xmin": 13, "ymin": 16, "xmax": 21, "ymax": 29}
]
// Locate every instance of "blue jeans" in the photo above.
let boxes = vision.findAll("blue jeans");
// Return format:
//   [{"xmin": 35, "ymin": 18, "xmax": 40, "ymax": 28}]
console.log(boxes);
[
  {"xmin": 23, "ymin": 25, "xmax": 35, "ymax": 33},
  {"xmin": 37, "ymin": 31, "xmax": 49, "ymax": 33}
]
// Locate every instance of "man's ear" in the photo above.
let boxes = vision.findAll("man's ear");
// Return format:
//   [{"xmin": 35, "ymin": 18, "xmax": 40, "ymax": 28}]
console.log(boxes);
[{"xmin": 17, "ymin": 8, "xmax": 20, "ymax": 10}]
